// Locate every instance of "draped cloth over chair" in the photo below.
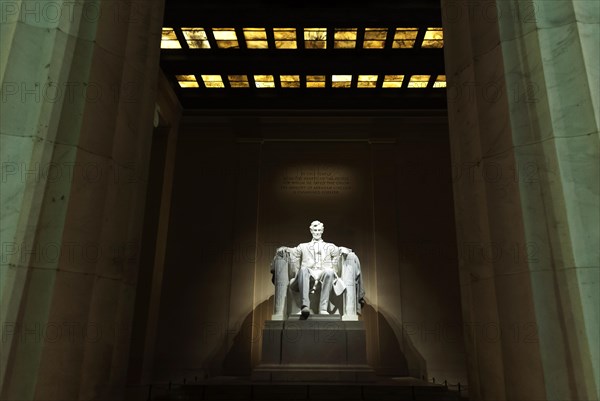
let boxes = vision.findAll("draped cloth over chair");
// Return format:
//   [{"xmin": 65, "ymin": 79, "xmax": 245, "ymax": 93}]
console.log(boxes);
[{"xmin": 340, "ymin": 250, "xmax": 366, "ymax": 319}]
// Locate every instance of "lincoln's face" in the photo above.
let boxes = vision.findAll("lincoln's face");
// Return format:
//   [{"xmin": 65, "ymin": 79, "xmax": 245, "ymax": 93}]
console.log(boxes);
[{"xmin": 310, "ymin": 226, "xmax": 323, "ymax": 240}]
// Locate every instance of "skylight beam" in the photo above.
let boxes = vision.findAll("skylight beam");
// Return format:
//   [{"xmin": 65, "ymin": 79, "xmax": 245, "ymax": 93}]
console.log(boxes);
[
  {"xmin": 299, "ymin": 74, "xmax": 307, "ymax": 89},
  {"xmin": 402, "ymin": 74, "xmax": 410, "ymax": 88},
  {"xmin": 296, "ymin": 26, "xmax": 305, "ymax": 49},
  {"xmin": 427, "ymin": 75, "xmax": 436, "ymax": 89},
  {"xmin": 247, "ymin": 75, "xmax": 257, "ymax": 89},
  {"xmin": 174, "ymin": 27, "xmax": 188, "ymax": 50},
  {"xmin": 222, "ymin": 74, "xmax": 232, "ymax": 88},
  {"xmin": 384, "ymin": 26, "xmax": 395, "ymax": 49},
  {"xmin": 266, "ymin": 28, "xmax": 276, "ymax": 50},
  {"xmin": 356, "ymin": 28, "xmax": 366, "ymax": 52},
  {"xmin": 204, "ymin": 28, "xmax": 219, "ymax": 51},
  {"xmin": 414, "ymin": 27, "xmax": 426, "ymax": 49},
  {"xmin": 327, "ymin": 27, "xmax": 334, "ymax": 50},
  {"xmin": 194, "ymin": 74, "xmax": 206, "ymax": 89},
  {"xmin": 236, "ymin": 27, "xmax": 248, "ymax": 49}
]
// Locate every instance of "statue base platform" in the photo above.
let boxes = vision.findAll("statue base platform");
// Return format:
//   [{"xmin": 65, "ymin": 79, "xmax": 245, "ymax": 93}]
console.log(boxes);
[{"xmin": 252, "ymin": 318, "xmax": 376, "ymax": 382}]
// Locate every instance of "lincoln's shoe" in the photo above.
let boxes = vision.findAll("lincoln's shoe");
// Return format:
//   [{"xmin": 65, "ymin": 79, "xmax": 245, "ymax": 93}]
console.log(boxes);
[{"xmin": 301, "ymin": 306, "xmax": 310, "ymax": 317}]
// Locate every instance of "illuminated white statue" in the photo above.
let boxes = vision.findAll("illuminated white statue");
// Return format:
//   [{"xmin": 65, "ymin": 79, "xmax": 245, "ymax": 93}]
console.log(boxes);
[{"xmin": 272, "ymin": 220, "xmax": 365, "ymax": 320}]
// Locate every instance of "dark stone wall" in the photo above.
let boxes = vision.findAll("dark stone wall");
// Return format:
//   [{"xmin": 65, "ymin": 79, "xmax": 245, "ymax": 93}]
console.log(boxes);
[{"xmin": 153, "ymin": 113, "xmax": 466, "ymax": 384}]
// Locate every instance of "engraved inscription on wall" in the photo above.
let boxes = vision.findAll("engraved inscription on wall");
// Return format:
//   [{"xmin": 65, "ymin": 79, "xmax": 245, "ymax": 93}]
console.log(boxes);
[{"xmin": 279, "ymin": 165, "xmax": 353, "ymax": 196}]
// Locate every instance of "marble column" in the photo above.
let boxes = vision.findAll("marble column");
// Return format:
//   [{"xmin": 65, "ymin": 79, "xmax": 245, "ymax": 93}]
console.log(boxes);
[
  {"xmin": 0, "ymin": 0, "xmax": 164, "ymax": 399},
  {"xmin": 441, "ymin": 0, "xmax": 599, "ymax": 400}
]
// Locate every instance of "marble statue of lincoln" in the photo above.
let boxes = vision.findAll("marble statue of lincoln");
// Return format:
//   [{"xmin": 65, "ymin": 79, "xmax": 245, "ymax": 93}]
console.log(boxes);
[{"xmin": 278, "ymin": 220, "xmax": 341, "ymax": 317}]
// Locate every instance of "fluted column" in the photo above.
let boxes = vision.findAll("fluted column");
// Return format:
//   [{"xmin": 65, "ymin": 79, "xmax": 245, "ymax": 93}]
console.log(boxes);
[
  {"xmin": 442, "ymin": 0, "xmax": 599, "ymax": 400},
  {"xmin": 0, "ymin": 1, "xmax": 164, "ymax": 399}
]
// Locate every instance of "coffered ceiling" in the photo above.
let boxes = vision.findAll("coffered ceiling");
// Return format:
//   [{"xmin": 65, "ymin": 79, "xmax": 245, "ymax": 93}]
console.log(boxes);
[{"xmin": 161, "ymin": 0, "xmax": 446, "ymax": 110}]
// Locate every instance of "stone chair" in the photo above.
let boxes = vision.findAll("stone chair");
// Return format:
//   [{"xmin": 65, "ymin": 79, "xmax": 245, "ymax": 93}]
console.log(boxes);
[{"xmin": 270, "ymin": 249, "xmax": 363, "ymax": 321}]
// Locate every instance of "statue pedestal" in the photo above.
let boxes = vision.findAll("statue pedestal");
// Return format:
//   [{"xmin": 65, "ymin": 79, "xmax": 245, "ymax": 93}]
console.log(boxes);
[{"xmin": 252, "ymin": 317, "xmax": 375, "ymax": 382}]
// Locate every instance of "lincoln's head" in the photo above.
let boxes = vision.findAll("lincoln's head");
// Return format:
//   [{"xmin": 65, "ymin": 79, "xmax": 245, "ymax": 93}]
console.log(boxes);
[{"xmin": 309, "ymin": 220, "xmax": 324, "ymax": 240}]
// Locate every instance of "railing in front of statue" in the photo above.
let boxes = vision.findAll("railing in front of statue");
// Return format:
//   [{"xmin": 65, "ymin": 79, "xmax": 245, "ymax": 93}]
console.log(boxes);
[
  {"xmin": 129, "ymin": 375, "xmax": 468, "ymax": 400},
  {"xmin": 125, "ymin": 373, "xmax": 208, "ymax": 401},
  {"xmin": 431, "ymin": 376, "xmax": 468, "ymax": 399}
]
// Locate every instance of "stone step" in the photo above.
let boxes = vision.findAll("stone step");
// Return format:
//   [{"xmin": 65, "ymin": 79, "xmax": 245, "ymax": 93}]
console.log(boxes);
[{"xmin": 252, "ymin": 363, "xmax": 377, "ymax": 383}]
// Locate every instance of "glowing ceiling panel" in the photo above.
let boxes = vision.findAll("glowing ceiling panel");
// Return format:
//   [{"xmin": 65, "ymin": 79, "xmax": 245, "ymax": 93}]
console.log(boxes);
[
  {"xmin": 306, "ymin": 75, "xmax": 326, "ymax": 88},
  {"xmin": 304, "ymin": 28, "xmax": 327, "ymax": 49},
  {"xmin": 201, "ymin": 75, "xmax": 225, "ymax": 88},
  {"xmin": 393, "ymin": 28, "xmax": 418, "ymax": 48},
  {"xmin": 357, "ymin": 75, "xmax": 378, "ymax": 88},
  {"xmin": 181, "ymin": 27, "xmax": 210, "ymax": 49},
  {"xmin": 433, "ymin": 75, "xmax": 447, "ymax": 88},
  {"xmin": 408, "ymin": 75, "xmax": 430, "ymax": 88},
  {"xmin": 363, "ymin": 28, "xmax": 388, "ymax": 49},
  {"xmin": 161, "ymin": 28, "xmax": 181, "ymax": 49},
  {"xmin": 334, "ymin": 28, "xmax": 357, "ymax": 49},
  {"xmin": 176, "ymin": 74, "xmax": 198, "ymax": 88},
  {"xmin": 254, "ymin": 75, "xmax": 275, "ymax": 88},
  {"xmin": 422, "ymin": 27, "xmax": 443, "ymax": 48},
  {"xmin": 382, "ymin": 75, "xmax": 404, "ymax": 88},
  {"xmin": 243, "ymin": 28, "xmax": 268, "ymax": 49},
  {"xmin": 212, "ymin": 28, "xmax": 239, "ymax": 48},
  {"xmin": 228, "ymin": 75, "xmax": 250, "ymax": 88},
  {"xmin": 274, "ymin": 28, "xmax": 297, "ymax": 49},
  {"xmin": 332, "ymin": 75, "xmax": 352, "ymax": 88},
  {"xmin": 280, "ymin": 75, "xmax": 300, "ymax": 88}
]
